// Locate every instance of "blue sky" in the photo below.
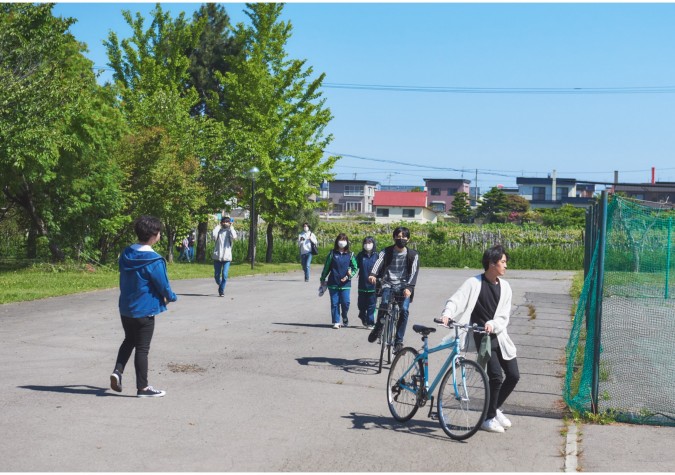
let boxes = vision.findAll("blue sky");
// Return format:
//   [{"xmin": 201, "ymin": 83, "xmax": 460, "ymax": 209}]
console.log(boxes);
[{"xmin": 52, "ymin": 2, "xmax": 675, "ymax": 192}]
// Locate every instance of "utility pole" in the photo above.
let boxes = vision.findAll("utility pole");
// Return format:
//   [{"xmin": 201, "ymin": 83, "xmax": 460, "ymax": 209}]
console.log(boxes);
[{"xmin": 475, "ymin": 169, "xmax": 478, "ymax": 203}]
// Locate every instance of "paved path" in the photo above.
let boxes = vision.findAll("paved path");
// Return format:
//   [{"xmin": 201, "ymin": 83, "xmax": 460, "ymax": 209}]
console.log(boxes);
[{"xmin": 0, "ymin": 267, "xmax": 673, "ymax": 471}]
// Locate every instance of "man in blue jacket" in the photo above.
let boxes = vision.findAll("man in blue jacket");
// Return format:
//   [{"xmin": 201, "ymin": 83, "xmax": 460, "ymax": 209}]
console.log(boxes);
[{"xmin": 110, "ymin": 215, "xmax": 177, "ymax": 398}]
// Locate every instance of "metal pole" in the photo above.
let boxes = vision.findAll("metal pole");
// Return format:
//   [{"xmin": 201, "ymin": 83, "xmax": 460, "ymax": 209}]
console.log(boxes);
[
  {"xmin": 591, "ymin": 190, "xmax": 608, "ymax": 414},
  {"xmin": 666, "ymin": 216, "xmax": 672, "ymax": 299},
  {"xmin": 250, "ymin": 177, "xmax": 256, "ymax": 270}
]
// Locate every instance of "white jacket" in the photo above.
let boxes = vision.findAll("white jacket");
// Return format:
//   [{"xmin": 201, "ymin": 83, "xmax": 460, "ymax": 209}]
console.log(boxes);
[
  {"xmin": 212, "ymin": 225, "xmax": 237, "ymax": 262},
  {"xmin": 298, "ymin": 230, "xmax": 317, "ymax": 255},
  {"xmin": 440, "ymin": 274, "xmax": 517, "ymax": 360}
]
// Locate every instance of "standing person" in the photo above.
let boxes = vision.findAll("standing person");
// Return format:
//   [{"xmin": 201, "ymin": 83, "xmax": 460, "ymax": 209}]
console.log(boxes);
[
  {"xmin": 320, "ymin": 233, "xmax": 358, "ymax": 329},
  {"xmin": 178, "ymin": 235, "xmax": 190, "ymax": 262},
  {"xmin": 367, "ymin": 226, "xmax": 419, "ymax": 354},
  {"xmin": 187, "ymin": 232, "xmax": 195, "ymax": 262},
  {"xmin": 355, "ymin": 236, "xmax": 378, "ymax": 329},
  {"xmin": 440, "ymin": 244, "xmax": 520, "ymax": 434},
  {"xmin": 212, "ymin": 215, "xmax": 237, "ymax": 297},
  {"xmin": 110, "ymin": 215, "xmax": 177, "ymax": 398},
  {"xmin": 298, "ymin": 222, "xmax": 318, "ymax": 282}
]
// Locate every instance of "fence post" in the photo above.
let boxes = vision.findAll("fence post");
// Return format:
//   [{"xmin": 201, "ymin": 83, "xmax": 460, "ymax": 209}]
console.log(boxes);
[
  {"xmin": 591, "ymin": 190, "xmax": 609, "ymax": 414},
  {"xmin": 666, "ymin": 217, "xmax": 672, "ymax": 299}
]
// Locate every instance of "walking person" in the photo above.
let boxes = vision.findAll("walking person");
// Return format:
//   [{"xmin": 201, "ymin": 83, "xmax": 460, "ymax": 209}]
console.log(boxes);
[
  {"xmin": 110, "ymin": 215, "xmax": 177, "ymax": 398},
  {"xmin": 298, "ymin": 222, "xmax": 318, "ymax": 282},
  {"xmin": 355, "ymin": 236, "xmax": 378, "ymax": 329},
  {"xmin": 212, "ymin": 215, "xmax": 237, "ymax": 297},
  {"xmin": 187, "ymin": 232, "xmax": 195, "ymax": 262},
  {"xmin": 440, "ymin": 244, "xmax": 520, "ymax": 433},
  {"xmin": 320, "ymin": 233, "xmax": 358, "ymax": 329},
  {"xmin": 367, "ymin": 227, "xmax": 419, "ymax": 354}
]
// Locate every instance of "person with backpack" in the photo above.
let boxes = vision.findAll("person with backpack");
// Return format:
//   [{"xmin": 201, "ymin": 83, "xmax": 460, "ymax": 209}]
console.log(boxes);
[
  {"xmin": 355, "ymin": 236, "xmax": 378, "ymax": 329},
  {"xmin": 367, "ymin": 226, "xmax": 419, "ymax": 354},
  {"xmin": 319, "ymin": 233, "xmax": 358, "ymax": 329},
  {"xmin": 298, "ymin": 222, "xmax": 318, "ymax": 282}
]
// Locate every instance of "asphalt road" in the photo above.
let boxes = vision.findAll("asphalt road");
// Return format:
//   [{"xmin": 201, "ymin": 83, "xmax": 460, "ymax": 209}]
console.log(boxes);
[{"xmin": 1, "ymin": 266, "xmax": 673, "ymax": 472}]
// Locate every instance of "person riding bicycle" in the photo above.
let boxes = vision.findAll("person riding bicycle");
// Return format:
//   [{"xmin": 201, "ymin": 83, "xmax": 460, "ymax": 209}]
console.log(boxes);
[
  {"xmin": 367, "ymin": 227, "xmax": 419, "ymax": 354},
  {"xmin": 439, "ymin": 244, "xmax": 520, "ymax": 434}
]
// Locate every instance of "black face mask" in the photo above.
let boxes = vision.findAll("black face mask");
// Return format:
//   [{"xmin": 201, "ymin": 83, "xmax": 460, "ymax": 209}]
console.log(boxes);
[{"xmin": 395, "ymin": 239, "xmax": 408, "ymax": 248}]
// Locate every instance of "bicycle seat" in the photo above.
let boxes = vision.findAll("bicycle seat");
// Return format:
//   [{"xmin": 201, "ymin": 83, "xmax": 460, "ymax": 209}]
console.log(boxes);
[{"xmin": 412, "ymin": 324, "xmax": 436, "ymax": 336}]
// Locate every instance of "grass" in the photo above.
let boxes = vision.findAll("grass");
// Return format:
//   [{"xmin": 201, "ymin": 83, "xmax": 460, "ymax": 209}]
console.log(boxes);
[{"xmin": 0, "ymin": 260, "xmax": 298, "ymax": 305}]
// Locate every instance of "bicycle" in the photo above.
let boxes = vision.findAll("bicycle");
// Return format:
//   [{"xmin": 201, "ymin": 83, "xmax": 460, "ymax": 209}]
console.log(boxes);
[
  {"xmin": 377, "ymin": 287, "xmax": 405, "ymax": 374},
  {"xmin": 386, "ymin": 319, "xmax": 490, "ymax": 440}
]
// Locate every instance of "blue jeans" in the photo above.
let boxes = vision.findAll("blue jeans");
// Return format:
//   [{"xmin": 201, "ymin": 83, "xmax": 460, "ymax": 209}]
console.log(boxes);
[
  {"xmin": 357, "ymin": 291, "xmax": 377, "ymax": 325},
  {"xmin": 328, "ymin": 288, "xmax": 350, "ymax": 325},
  {"xmin": 300, "ymin": 253, "xmax": 312, "ymax": 281},
  {"xmin": 214, "ymin": 260, "xmax": 231, "ymax": 295},
  {"xmin": 377, "ymin": 287, "xmax": 410, "ymax": 344}
]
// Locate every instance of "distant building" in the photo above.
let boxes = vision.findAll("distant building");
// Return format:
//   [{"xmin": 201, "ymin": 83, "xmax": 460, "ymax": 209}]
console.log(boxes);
[
  {"xmin": 423, "ymin": 178, "xmax": 471, "ymax": 214},
  {"xmin": 373, "ymin": 191, "xmax": 437, "ymax": 223},
  {"xmin": 327, "ymin": 179, "xmax": 378, "ymax": 213},
  {"xmin": 612, "ymin": 182, "xmax": 675, "ymax": 207},
  {"xmin": 380, "ymin": 184, "xmax": 420, "ymax": 192},
  {"xmin": 516, "ymin": 176, "xmax": 594, "ymax": 209}
]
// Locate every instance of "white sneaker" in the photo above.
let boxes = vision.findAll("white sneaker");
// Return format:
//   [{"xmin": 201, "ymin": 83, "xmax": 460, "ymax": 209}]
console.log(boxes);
[
  {"xmin": 480, "ymin": 417, "xmax": 505, "ymax": 433},
  {"xmin": 495, "ymin": 408, "xmax": 512, "ymax": 429},
  {"xmin": 332, "ymin": 323, "xmax": 340, "ymax": 329}
]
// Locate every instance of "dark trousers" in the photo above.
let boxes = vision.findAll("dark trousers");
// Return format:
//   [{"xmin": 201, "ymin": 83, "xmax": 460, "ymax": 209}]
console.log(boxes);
[
  {"xmin": 357, "ymin": 291, "xmax": 377, "ymax": 325},
  {"xmin": 475, "ymin": 333, "xmax": 520, "ymax": 419},
  {"xmin": 377, "ymin": 287, "xmax": 410, "ymax": 344},
  {"xmin": 115, "ymin": 315, "xmax": 155, "ymax": 390}
]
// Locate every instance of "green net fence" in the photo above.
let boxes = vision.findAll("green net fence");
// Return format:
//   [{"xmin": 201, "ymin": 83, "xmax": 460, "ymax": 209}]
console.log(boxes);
[{"xmin": 564, "ymin": 195, "xmax": 675, "ymax": 425}]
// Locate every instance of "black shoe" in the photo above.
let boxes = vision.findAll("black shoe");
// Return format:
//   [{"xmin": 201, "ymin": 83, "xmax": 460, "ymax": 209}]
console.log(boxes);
[
  {"xmin": 110, "ymin": 370, "xmax": 122, "ymax": 392},
  {"xmin": 368, "ymin": 322, "xmax": 383, "ymax": 343},
  {"xmin": 137, "ymin": 386, "xmax": 166, "ymax": 398},
  {"xmin": 393, "ymin": 342, "xmax": 404, "ymax": 354},
  {"xmin": 343, "ymin": 319, "xmax": 349, "ymax": 327}
]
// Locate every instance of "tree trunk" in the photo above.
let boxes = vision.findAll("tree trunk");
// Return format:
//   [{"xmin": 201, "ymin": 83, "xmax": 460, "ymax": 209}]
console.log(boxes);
[
  {"xmin": 265, "ymin": 221, "xmax": 274, "ymax": 263},
  {"xmin": 197, "ymin": 221, "xmax": 208, "ymax": 263}
]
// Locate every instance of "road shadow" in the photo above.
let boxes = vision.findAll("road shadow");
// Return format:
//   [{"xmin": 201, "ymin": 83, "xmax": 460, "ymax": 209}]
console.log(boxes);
[
  {"xmin": 296, "ymin": 356, "xmax": 381, "ymax": 375},
  {"xmin": 18, "ymin": 384, "xmax": 134, "ymax": 397},
  {"xmin": 342, "ymin": 412, "xmax": 464, "ymax": 443},
  {"xmin": 273, "ymin": 322, "xmax": 336, "ymax": 329},
  {"xmin": 175, "ymin": 293, "xmax": 214, "ymax": 297}
]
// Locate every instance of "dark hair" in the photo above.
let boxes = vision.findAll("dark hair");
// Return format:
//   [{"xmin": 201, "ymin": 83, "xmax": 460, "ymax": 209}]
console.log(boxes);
[
  {"xmin": 134, "ymin": 215, "xmax": 162, "ymax": 243},
  {"xmin": 482, "ymin": 244, "xmax": 509, "ymax": 271},
  {"xmin": 392, "ymin": 226, "xmax": 410, "ymax": 240},
  {"xmin": 362, "ymin": 236, "xmax": 376, "ymax": 251},
  {"xmin": 333, "ymin": 233, "xmax": 350, "ymax": 252}
]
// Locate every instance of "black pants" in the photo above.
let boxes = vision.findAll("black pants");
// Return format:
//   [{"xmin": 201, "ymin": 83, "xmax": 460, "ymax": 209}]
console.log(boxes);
[
  {"xmin": 115, "ymin": 315, "xmax": 155, "ymax": 390},
  {"xmin": 475, "ymin": 333, "xmax": 520, "ymax": 420}
]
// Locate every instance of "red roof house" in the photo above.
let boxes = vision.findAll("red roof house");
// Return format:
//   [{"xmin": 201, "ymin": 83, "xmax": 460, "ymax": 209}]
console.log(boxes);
[{"xmin": 372, "ymin": 191, "xmax": 437, "ymax": 223}]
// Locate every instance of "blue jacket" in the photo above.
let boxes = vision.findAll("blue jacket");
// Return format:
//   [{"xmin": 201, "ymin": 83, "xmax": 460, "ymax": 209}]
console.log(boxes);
[
  {"xmin": 320, "ymin": 250, "xmax": 358, "ymax": 290},
  {"xmin": 356, "ymin": 250, "xmax": 378, "ymax": 292},
  {"xmin": 118, "ymin": 244, "xmax": 177, "ymax": 318}
]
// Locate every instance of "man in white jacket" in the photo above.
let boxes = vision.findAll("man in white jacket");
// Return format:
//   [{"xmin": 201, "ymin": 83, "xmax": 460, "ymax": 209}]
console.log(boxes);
[
  {"xmin": 440, "ymin": 244, "xmax": 520, "ymax": 434},
  {"xmin": 212, "ymin": 216, "xmax": 237, "ymax": 297}
]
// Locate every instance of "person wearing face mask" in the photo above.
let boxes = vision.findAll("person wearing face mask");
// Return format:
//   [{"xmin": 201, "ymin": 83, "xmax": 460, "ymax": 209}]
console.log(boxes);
[
  {"xmin": 320, "ymin": 233, "xmax": 358, "ymax": 329},
  {"xmin": 356, "ymin": 236, "xmax": 378, "ymax": 329},
  {"xmin": 367, "ymin": 227, "xmax": 419, "ymax": 354},
  {"xmin": 212, "ymin": 215, "xmax": 237, "ymax": 297},
  {"xmin": 298, "ymin": 222, "xmax": 318, "ymax": 282}
]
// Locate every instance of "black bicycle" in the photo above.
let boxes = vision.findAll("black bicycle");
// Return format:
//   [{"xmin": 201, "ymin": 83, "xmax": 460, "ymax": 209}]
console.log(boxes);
[{"xmin": 377, "ymin": 287, "xmax": 406, "ymax": 374}]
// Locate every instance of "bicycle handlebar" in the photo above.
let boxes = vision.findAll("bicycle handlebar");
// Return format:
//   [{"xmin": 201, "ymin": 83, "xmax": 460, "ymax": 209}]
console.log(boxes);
[{"xmin": 433, "ymin": 318, "xmax": 487, "ymax": 333}]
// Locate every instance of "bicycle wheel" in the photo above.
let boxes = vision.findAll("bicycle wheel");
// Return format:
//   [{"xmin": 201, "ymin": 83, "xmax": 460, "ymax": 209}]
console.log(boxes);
[
  {"xmin": 437, "ymin": 357, "xmax": 489, "ymax": 440},
  {"xmin": 386, "ymin": 302, "xmax": 399, "ymax": 364},
  {"xmin": 387, "ymin": 347, "xmax": 423, "ymax": 422},
  {"xmin": 378, "ymin": 313, "xmax": 389, "ymax": 373}
]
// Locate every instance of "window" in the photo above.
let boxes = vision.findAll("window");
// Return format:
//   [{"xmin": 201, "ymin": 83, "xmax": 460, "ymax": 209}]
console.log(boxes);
[
  {"xmin": 533, "ymin": 186, "xmax": 546, "ymax": 201},
  {"xmin": 376, "ymin": 208, "xmax": 389, "ymax": 217},
  {"xmin": 402, "ymin": 209, "xmax": 415, "ymax": 218},
  {"xmin": 344, "ymin": 185, "xmax": 364, "ymax": 196},
  {"xmin": 430, "ymin": 187, "xmax": 441, "ymax": 196},
  {"xmin": 345, "ymin": 201, "xmax": 362, "ymax": 212},
  {"xmin": 431, "ymin": 203, "xmax": 445, "ymax": 212},
  {"xmin": 447, "ymin": 188, "xmax": 457, "ymax": 196},
  {"xmin": 556, "ymin": 187, "xmax": 569, "ymax": 198}
]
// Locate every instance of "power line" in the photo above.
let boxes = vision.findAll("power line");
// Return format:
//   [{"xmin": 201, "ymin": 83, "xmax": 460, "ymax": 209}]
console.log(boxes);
[{"xmin": 322, "ymin": 83, "xmax": 675, "ymax": 95}]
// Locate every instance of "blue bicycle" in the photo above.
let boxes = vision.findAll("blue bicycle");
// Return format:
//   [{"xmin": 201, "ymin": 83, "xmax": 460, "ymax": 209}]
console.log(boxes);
[{"xmin": 386, "ymin": 319, "xmax": 489, "ymax": 440}]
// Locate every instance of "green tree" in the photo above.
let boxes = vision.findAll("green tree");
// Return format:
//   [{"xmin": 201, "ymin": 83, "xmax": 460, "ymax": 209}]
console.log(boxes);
[
  {"xmin": 476, "ymin": 187, "xmax": 510, "ymax": 223},
  {"xmin": 105, "ymin": 4, "xmax": 210, "ymax": 260},
  {"xmin": 450, "ymin": 191, "xmax": 473, "ymax": 223},
  {"xmin": 537, "ymin": 204, "xmax": 585, "ymax": 227},
  {"xmin": 506, "ymin": 194, "xmax": 530, "ymax": 213},
  {"xmin": 218, "ymin": 3, "xmax": 338, "ymax": 263},
  {"xmin": 0, "ymin": 4, "xmax": 126, "ymax": 261}
]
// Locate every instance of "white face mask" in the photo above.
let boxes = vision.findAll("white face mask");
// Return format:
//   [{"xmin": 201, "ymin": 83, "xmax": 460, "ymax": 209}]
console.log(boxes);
[
  {"xmin": 303, "ymin": 226, "xmax": 309, "ymax": 232},
  {"xmin": 337, "ymin": 240, "xmax": 347, "ymax": 249},
  {"xmin": 364, "ymin": 243, "xmax": 373, "ymax": 251}
]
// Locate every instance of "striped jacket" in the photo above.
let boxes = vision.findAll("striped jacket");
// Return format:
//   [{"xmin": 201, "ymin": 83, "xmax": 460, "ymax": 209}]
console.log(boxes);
[{"xmin": 369, "ymin": 245, "xmax": 419, "ymax": 301}]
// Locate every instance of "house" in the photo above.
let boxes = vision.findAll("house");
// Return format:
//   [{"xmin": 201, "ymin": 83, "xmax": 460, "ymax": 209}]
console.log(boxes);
[
  {"xmin": 612, "ymin": 182, "xmax": 675, "ymax": 207},
  {"xmin": 423, "ymin": 178, "xmax": 471, "ymax": 214},
  {"xmin": 516, "ymin": 176, "xmax": 595, "ymax": 209},
  {"xmin": 373, "ymin": 191, "xmax": 437, "ymax": 223},
  {"xmin": 326, "ymin": 179, "xmax": 378, "ymax": 214}
]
